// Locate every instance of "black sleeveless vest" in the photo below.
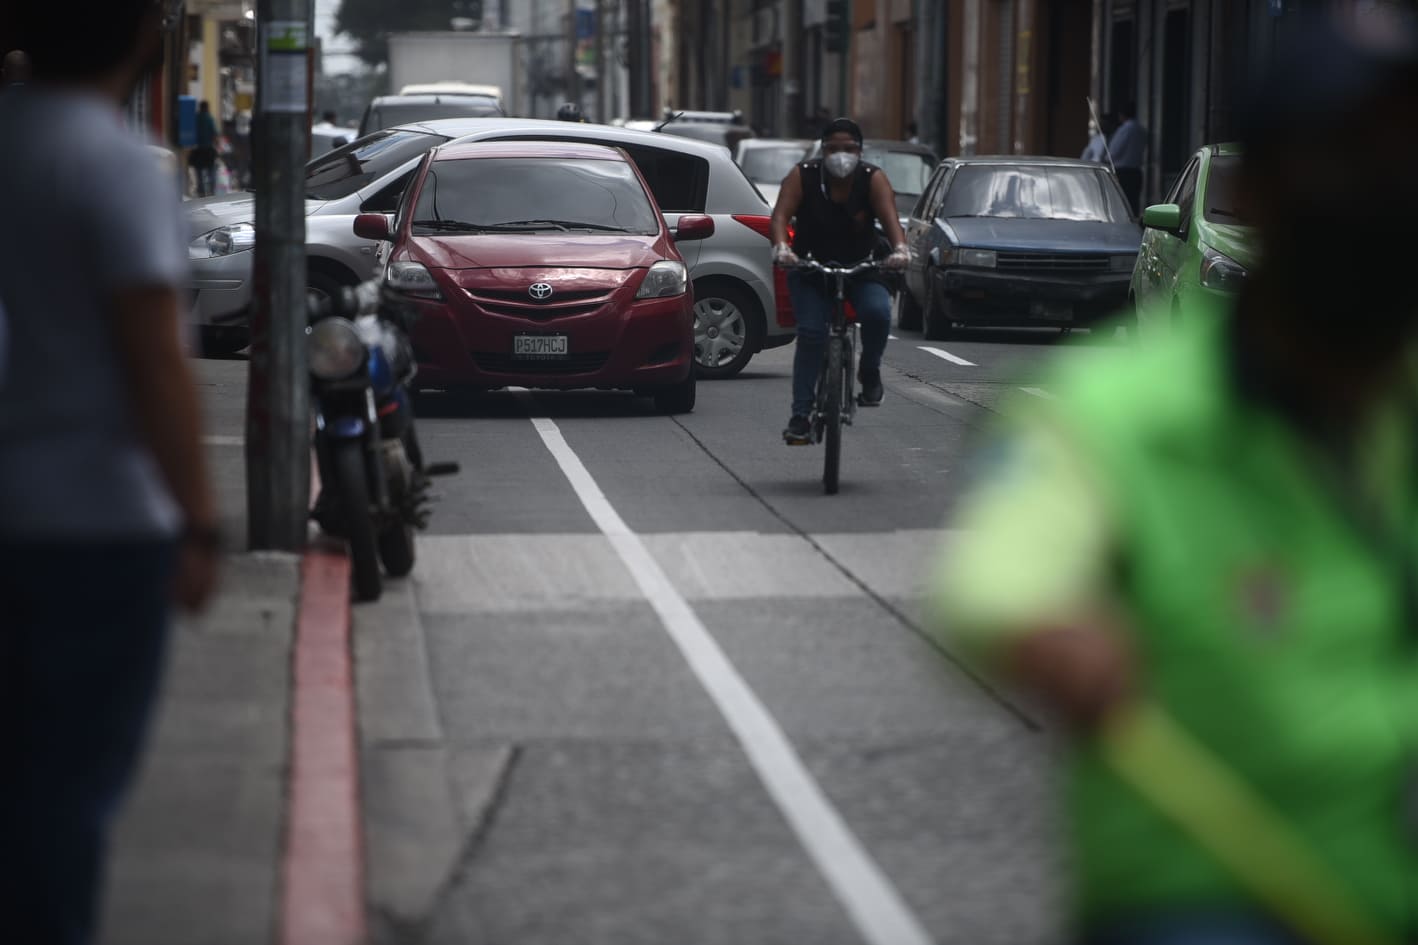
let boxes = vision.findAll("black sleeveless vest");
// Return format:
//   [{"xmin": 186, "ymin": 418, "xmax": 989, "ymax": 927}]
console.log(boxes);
[{"xmin": 790, "ymin": 159, "xmax": 883, "ymax": 265}]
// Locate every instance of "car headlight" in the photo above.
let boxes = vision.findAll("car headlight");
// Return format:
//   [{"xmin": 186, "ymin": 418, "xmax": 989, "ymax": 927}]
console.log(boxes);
[
  {"xmin": 957, "ymin": 248, "xmax": 997, "ymax": 268},
  {"xmin": 635, "ymin": 259, "xmax": 688, "ymax": 299},
  {"xmin": 307, "ymin": 317, "xmax": 365, "ymax": 380},
  {"xmin": 1111, "ymin": 254, "xmax": 1138, "ymax": 272},
  {"xmin": 384, "ymin": 261, "xmax": 443, "ymax": 300},
  {"xmin": 1199, "ymin": 248, "xmax": 1247, "ymax": 293},
  {"xmin": 189, "ymin": 223, "xmax": 255, "ymax": 259}
]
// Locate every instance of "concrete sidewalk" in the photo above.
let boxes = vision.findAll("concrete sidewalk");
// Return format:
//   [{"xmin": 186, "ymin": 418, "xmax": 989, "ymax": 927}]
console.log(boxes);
[{"xmin": 100, "ymin": 359, "xmax": 301, "ymax": 945}]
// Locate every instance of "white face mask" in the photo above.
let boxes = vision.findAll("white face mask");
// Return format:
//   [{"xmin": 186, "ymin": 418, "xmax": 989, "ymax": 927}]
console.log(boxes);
[{"xmin": 824, "ymin": 151, "xmax": 860, "ymax": 179}]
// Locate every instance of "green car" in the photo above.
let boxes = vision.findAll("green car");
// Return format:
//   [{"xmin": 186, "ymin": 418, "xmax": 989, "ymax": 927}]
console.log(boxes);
[{"xmin": 1129, "ymin": 143, "xmax": 1258, "ymax": 337}]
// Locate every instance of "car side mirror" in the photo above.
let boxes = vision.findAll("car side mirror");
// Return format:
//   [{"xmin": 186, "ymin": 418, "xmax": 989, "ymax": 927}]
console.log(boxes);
[
  {"xmin": 1142, "ymin": 203, "xmax": 1182, "ymax": 232},
  {"xmin": 353, "ymin": 212, "xmax": 391, "ymax": 242},
  {"xmin": 671, "ymin": 214, "xmax": 715, "ymax": 242}
]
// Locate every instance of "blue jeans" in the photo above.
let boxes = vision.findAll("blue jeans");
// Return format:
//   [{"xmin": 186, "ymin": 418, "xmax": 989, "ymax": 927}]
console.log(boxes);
[
  {"xmin": 0, "ymin": 539, "xmax": 177, "ymax": 945},
  {"xmin": 787, "ymin": 271, "xmax": 893, "ymax": 417}
]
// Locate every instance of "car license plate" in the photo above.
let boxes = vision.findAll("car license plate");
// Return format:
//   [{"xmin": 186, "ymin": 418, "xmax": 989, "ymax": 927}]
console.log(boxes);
[
  {"xmin": 1030, "ymin": 300, "xmax": 1074, "ymax": 321},
  {"xmin": 513, "ymin": 334, "xmax": 569, "ymax": 359}
]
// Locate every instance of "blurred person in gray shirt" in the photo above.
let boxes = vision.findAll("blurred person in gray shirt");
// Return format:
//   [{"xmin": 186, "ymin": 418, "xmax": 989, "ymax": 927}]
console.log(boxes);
[{"xmin": 0, "ymin": 2, "xmax": 218, "ymax": 943}]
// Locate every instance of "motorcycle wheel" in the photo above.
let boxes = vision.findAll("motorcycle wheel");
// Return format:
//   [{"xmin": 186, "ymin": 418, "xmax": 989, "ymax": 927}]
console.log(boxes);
[
  {"xmin": 332, "ymin": 440, "xmax": 382, "ymax": 602},
  {"xmin": 379, "ymin": 523, "xmax": 416, "ymax": 578}
]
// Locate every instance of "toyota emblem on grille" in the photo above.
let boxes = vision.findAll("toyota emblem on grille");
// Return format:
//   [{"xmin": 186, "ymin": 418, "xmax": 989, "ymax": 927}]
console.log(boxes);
[{"xmin": 528, "ymin": 283, "xmax": 554, "ymax": 300}]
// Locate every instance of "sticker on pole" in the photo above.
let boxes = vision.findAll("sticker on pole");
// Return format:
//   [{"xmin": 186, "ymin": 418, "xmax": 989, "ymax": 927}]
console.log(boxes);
[{"xmin": 261, "ymin": 21, "xmax": 309, "ymax": 114}]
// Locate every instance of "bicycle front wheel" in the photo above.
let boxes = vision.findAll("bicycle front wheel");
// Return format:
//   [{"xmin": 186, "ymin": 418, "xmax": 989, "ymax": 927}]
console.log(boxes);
[{"xmin": 822, "ymin": 336, "xmax": 843, "ymax": 495}]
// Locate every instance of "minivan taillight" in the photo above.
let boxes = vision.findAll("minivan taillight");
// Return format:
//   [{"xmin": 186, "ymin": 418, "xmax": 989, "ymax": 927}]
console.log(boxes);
[{"xmin": 732, "ymin": 214, "xmax": 796, "ymax": 328}]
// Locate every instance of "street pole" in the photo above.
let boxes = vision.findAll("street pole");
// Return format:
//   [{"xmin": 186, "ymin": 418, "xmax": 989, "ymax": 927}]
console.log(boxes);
[
  {"xmin": 566, "ymin": 0, "xmax": 581, "ymax": 110},
  {"xmin": 246, "ymin": 0, "xmax": 311, "ymax": 551},
  {"xmin": 837, "ymin": 0, "xmax": 851, "ymax": 116},
  {"xmin": 595, "ymin": 0, "xmax": 608, "ymax": 122},
  {"xmin": 626, "ymin": 0, "xmax": 643, "ymax": 116}
]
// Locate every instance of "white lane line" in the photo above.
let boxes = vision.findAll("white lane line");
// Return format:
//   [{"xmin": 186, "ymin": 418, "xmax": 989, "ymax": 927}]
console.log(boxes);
[
  {"xmin": 917, "ymin": 345, "xmax": 976, "ymax": 367},
  {"xmin": 1019, "ymin": 387, "xmax": 1057, "ymax": 400},
  {"xmin": 522, "ymin": 404, "xmax": 936, "ymax": 945},
  {"xmin": 888, "ymin": 334, "xmax": 899, "ymax": 340}
]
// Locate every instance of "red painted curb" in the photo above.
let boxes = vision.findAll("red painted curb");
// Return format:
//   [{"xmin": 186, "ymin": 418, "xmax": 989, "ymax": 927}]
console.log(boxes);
[{"xmin": 280, "ymin": 547, "xmax": 365, "ymax": 945}]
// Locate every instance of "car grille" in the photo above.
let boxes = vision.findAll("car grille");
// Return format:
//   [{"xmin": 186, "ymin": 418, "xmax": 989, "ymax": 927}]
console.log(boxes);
[
  {"xmin": 995, "ymin": 253, "xmax": 1111, "ymax": 272},
  {"xmin": 470, "ymin": 351, "xmax": 611, "ymax": 375},
  {"xmin": 463, "ymin": 288, "xmax": 614, "ymax": 320}
]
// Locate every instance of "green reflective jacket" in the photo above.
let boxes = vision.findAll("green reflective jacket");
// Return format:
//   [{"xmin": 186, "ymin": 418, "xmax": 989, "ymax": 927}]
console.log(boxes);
[{"xmin": 939, "ymin": 309, "xmax": 1418, "ymax": 935}]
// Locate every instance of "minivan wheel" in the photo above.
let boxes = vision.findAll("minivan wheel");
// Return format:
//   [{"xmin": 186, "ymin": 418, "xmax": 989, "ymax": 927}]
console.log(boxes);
[{"xmin": 692, "ymin": 279, "xmax": 762, "ymax": 379}]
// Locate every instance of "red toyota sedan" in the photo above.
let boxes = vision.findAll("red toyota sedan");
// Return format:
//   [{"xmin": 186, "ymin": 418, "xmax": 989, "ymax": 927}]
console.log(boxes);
[{"xmin": 354, "ymin": 140, "xmax": 711, "ymax": 412}]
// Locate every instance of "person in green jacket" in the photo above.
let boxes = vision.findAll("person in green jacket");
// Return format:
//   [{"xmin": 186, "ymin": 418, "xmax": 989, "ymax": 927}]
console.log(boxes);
[{"xmin": 932, "ymin": 17, "xmax": 1418, "ymax": 945}]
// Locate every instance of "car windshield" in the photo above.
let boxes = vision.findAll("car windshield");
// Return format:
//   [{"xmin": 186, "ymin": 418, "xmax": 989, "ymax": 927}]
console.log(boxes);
[
  {"xmin": 366, "ymin": 100, "xmax": 503, "ymax": 132},
  {"xmin": 305, "ymin": 130, "xmax": 448, "ymax": 200},
  {"xmin": 411, "ymin": 157, "xmax": 660, "ymax": 234},
  {"xmin": 1203, "ymin": 155, "xmax": 1244, "ymax": 224},
  {"xmin": 739, "ymin": 145, "xmax": 807, "ymax": 184},
  {"xmin": 864, "ymin": 147, "xmax": 936, "ymax": 196},
  {"xmin": 940, "ymin": 164, "xmax": 1131, "ymax": 222}
]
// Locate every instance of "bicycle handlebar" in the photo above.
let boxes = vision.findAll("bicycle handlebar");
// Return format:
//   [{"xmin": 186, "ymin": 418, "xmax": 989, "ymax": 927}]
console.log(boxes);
[{"xmin": 790, "ymin": 257, "xmax": 884, "ymax": 278}]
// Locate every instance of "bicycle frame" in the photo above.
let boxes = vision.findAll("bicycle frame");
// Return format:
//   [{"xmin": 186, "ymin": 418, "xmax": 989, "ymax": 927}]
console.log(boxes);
[{"xmin": 793, "ymin": 257, "xmax": 880, "ymax": 493}]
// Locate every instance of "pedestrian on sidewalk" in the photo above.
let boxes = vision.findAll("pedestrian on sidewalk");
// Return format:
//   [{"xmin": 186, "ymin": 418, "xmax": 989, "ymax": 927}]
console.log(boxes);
[
  {"xmin": 932, "ymin": 15, "xmax": 1418, "ymax": 945},
  {"xmin": 1108, "ymin": 102, "xmax": 1145, "ymax": 216},
  {"xmin": 190, "ymin": 98, "xmax": 218, "ymax": 197},
  {"xmin": 0, "ymin": 2, "xmax": 220, "ymax": 944}
]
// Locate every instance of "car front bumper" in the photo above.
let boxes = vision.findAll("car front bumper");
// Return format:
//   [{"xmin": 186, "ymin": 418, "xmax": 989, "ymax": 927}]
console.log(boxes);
[
  {"xmin": 188, "ymin": 250, "xmax": 254, "ymax": 327},
  {"xmin": 942, "ymin": 268, "xmax": 1131, "ymax": 323},
  {"xmin": 408, "ymin": 293, "xmax": 694, "ymax": 391}
]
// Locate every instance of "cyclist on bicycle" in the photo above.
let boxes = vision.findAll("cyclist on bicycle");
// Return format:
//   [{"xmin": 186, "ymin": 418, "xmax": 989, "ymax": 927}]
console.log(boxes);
[{"xmin": 770, "ymin": 117, "xmax": 909, "ymax": 444}]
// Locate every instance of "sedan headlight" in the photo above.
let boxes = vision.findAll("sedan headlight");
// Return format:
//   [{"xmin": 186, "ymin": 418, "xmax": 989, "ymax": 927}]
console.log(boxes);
[
  {"xmin": 189, "ymin": 223, "xmax": 255, "ymax": 259},
  {"xmin": 957, "ymin": 248, "xmax": 997, "ymax": 268},
  {"xmin": 384, "ymin": 261, "xmax": 443, "ymax": 300},
  {"xmin": 1111, "ymin": 254, "xmax": 1138, "ymax": 272},
  {"xmin": 307, "ymin": 317, "xmax": 365, "ymax": 380},
  {"xmin": 1199, "ymin": 248, "xmax": 1247, "ymax": 293},
  {"xmin": 636, "ymin": 260, "xmax": 688, "ymax": 299}
]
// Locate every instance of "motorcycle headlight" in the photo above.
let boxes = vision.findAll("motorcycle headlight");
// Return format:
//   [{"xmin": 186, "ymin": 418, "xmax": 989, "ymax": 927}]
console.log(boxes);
[
  {"xmin": 384, "ymin": 261, "xmax": 443, "ymax": 300},
  {"xmin": 308, "ymin": 317, "xmax": 365, "ymax": 380},
  {"xmin": 635, "ymin": 259, "xmax": 688, "ymax": 299},
  {"xmin": 189, "ymin": 223, "xmax": 256, "ymax": 259}
]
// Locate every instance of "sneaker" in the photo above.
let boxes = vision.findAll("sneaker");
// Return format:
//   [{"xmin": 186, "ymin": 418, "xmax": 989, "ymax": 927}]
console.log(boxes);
[
  {"xmin": 782, "ymin": 414, "xmax": 812, "ymax": 444},
  {"xmin": 858, "ymin": 367, "xmax": 884, "ymax": 407}
]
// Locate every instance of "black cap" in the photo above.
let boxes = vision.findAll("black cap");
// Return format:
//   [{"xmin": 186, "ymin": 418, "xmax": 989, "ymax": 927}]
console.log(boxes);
[{"xmin": 821, "ymin": 117, "xmax": 863, "ymax": 145}]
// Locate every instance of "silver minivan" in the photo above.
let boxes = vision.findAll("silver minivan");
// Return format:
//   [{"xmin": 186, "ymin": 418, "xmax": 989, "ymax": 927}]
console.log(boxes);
[{"xmin": 185, "ymin": 118, "xmax": 790, "ymax": 377}]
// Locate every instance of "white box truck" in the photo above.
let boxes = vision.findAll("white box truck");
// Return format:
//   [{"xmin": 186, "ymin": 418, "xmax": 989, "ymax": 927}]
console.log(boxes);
[{"xmin": 386, "ymin": 31, "xmax": 524, "ymax": 117}]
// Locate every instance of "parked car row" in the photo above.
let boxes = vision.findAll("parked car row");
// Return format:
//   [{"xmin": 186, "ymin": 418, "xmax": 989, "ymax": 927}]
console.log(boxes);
[
  {"xmin": 894, "ymin": 144, "xmax": 1254, "ymax": 338},
  {"xmin": 186, "ymin": 117, "xmax": 791, "ymax": 378}
]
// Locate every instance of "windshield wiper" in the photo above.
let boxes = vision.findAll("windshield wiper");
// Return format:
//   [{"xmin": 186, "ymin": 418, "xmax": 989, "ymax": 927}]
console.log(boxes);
[
  {"xmin": 411, "ymin": 219, "xmax": 489, "ymax": 232},
  {"xmin": 1208, "ymin": 207, "xmax": 1241, "ymax": 219},
  {"xmin": 497, "ymin": 219, "xmax": 633, "ymax": 232}
]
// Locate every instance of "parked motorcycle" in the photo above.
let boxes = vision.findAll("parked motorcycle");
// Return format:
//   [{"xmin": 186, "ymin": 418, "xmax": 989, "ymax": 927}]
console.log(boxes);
[{"xmin": 307, "ymin": 280, "xmax": 456, "ymax": 601}]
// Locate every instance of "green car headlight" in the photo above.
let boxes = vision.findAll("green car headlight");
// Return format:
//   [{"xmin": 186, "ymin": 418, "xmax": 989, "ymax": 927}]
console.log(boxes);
[{"xmin": 1199, "ymin": 248, "xmax": 1247, "ymax": 293}]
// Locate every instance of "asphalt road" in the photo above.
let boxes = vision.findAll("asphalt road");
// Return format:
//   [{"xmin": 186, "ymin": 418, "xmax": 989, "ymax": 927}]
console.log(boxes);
[{"xmin": 211, "ymin": 321, "xmax": 1129, "ymax": 945}]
